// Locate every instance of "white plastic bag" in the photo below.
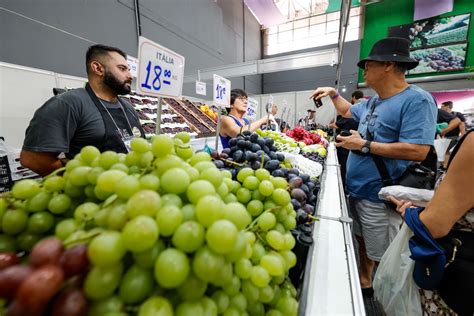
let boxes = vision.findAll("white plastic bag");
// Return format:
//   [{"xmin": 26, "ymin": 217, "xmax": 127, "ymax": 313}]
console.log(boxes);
[
  {"xmin": 378, "ymin": 185, "xmax": 434, "ymax": 207},
  {"xmin": 374, "ymin": 223, "xmax": 422, "ymax": 316}
]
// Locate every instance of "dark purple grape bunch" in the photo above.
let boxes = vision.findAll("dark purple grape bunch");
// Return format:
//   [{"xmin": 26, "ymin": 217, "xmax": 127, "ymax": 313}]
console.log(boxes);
[
  {"xmin": 270, "ymin": 168, "xmax": 320, "ymax": 225},
  {"xmin": 301, "ymin": 151, "xmax": 326, "ymax": 165},
  {"xmin": 213, "ymin": 131, "xmax": 285, "ymax": 178}
]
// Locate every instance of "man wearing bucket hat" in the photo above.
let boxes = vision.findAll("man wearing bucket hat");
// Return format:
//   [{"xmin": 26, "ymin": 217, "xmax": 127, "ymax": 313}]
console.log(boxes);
[{"xmin": 311, "ymin": 37, "xmax": 437, "ymax": 297}]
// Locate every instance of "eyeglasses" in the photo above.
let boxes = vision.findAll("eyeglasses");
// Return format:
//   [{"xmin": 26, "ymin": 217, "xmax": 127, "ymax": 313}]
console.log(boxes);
[
  {"xmin": 364, "ymin": 61, "xmax": 390, "ymax": 71},
  {"xmin": 236, "ymin": 96, "xmax": 248, "ymax": 102}
]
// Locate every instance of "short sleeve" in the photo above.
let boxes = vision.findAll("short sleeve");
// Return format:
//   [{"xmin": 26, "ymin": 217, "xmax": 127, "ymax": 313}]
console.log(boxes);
[
  {"xmin": 437, "ymin": 109, "xmax": 456, "ymax": 123},
  {"xmin": 22, "ymin": 97, "xmax": 77, "ymax": 153},
  {"xmin": 399, "ymin": 96, "xmax": 437, "ymax": 145},
  {"xmin": 456, "ymin": 112, "xmax": 466, "ymax": 122},
  {"xmin": 350, "ymin": 99, "xmax": 367, "ymax": 123}
]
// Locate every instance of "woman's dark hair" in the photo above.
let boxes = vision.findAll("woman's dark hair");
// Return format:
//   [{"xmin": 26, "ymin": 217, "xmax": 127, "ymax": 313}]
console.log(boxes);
[{"xmin": 230, "ymin": 89, "xmax": 248, "ymax": 105}]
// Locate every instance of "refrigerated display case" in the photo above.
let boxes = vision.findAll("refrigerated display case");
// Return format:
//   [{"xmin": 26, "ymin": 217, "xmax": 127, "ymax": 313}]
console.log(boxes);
[{"xmin": 300, "ymin": 142, "xmax": 365, "ymax": 315}]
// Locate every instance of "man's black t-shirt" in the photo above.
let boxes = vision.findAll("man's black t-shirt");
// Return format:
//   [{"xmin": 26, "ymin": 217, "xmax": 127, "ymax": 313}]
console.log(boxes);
[
  {"xmin": 454, "ymin": 111, "xmax": 466, "ymax": 122},
  {"xmin": 23, "ymin": 88, "xmax": 141, "ymax": 158},
  {"xmin": 335, "ymin": 115, "xmax": 359, "ymax": 133},
  {"xmin": 437, "ymin": 108, "xmax": 461, "ymax": 137}
]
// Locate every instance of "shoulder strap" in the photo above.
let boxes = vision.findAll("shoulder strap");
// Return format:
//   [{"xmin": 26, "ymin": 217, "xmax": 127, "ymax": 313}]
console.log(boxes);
[
  {"xmin": 447, "ymin": 129, "xmax": 473, "ymax": 169},
  {"xmin": 228, "ymin": 115, "xmax": 244, "ymax": 127},
  {"xmin": 365, "ymin": 97, "xmax": 394, "ymax": 186},
  {"xmin": 371, "ymin": 153, "xmax": 393, "ymax": 186}
]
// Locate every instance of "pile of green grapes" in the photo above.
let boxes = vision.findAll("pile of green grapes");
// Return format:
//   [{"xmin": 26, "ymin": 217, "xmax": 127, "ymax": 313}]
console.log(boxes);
[{"xmin": 0, "ymin": 132, "xmax": 299, "ymax": 316}]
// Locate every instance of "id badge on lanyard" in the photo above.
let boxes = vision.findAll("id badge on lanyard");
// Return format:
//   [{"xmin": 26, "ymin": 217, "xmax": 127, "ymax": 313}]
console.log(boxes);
[{"xmin": 121, "ymin": 127, "xmax": 142, "ymax": 152}]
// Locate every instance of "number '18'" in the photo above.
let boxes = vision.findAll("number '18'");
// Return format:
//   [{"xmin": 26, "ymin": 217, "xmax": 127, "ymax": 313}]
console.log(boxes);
[{"xmin": 141, "ymin": 61, "xmax": 162, "ymax": 91}]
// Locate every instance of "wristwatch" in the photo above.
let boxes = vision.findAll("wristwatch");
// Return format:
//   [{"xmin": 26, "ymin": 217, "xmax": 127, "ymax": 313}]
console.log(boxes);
[{"xmin": 361, "ymin": 140, "xmax": 371, "ymax": 154}]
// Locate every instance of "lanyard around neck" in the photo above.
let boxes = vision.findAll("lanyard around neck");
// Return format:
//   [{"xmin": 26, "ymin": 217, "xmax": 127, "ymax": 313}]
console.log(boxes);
[{"xmin": 98, "ymin": 99, "xmax": 134, "ymax": 138}]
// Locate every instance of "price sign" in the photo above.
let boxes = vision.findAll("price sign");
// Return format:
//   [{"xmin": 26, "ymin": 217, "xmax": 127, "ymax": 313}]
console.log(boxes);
[
  {"xmin": 245, "ymin": 97, "xmax": 258, "ymax": 120},
  {"xmin": 213, "ymin": 74, "xmax": 231, "ymax": 107},
  {"xmin": 137, "ymin": 36, "xmax": 185, "ymax": 97},
  {"xmin": 126, "ymin": 55, "xmax": 138, "ymax": 78},
  {"xmin": 196, "ymin": 81, "xmax": 206, "ymax": 96}
]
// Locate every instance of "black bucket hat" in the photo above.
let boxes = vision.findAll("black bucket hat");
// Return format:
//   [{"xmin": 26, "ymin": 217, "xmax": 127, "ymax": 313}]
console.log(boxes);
[{"xmin": 357, "ymin": 37, "xmax": 419, "ymax": 70}]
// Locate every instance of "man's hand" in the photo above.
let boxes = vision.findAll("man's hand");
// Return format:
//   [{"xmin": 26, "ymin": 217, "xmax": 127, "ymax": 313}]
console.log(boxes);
[
  {"xmin": 387, "ymin": 196, "xmax": 414, "ymax": 218},
  {"xmin": 310, "ymin": 87, "xmax": 337, "ymax": 100},
  {"xmin": 335, "ymin": 130, "xmax": 365, "ymax": 150}
]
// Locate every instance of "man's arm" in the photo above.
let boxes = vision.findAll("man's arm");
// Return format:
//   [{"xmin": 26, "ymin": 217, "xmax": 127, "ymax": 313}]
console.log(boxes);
[
  {"xmin": 369, "ymin": 141, "xmax": 430, "ymax": 161},
  {"xmin": 335, "ymin": 131, "xmax": 430, "ymax": 161},
  {"xmin": 459, "ymin": 121, "xmax": 466, "ymax": 135},
  {"xmin": 310, "ymin": 87, "xmax": 352, "ymax": 118},
  {"xmin": 220, "ymin": 116, "xmax": 268, "ymax": 138},
  {"xmin": 440, "ymin": 117, "xmax": 461, "ymax": 137},
  {"xmin": 20, "ymin": 150, "xmax": 64, "ymax": 177},
  {"xmin": 456, "ymin": 112, "xmax": 466, "ymax": 135}
]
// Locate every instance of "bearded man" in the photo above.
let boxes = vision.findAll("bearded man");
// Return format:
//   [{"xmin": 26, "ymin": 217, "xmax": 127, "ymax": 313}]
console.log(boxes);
[{"xmin": 20, "ymin": 44, "xmax": 144, "ymax": 176}]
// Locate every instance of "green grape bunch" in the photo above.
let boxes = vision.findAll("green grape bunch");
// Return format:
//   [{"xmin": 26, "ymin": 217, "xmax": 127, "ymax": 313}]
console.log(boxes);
[{"xmin": 0, "ymin": 131, "xmax": 299, "ymax": 316}]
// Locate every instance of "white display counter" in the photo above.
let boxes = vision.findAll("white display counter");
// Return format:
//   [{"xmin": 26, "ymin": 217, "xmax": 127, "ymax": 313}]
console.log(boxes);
[{"xmin": 301, "ymin": 142, "xmax": 365, "ymax": 315}]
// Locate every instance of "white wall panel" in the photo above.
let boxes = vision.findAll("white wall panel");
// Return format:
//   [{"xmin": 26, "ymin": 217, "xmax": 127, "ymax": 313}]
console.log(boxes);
[{"xmin": 0, "ymin": 63, "xmax": 57, "ymax": 150}]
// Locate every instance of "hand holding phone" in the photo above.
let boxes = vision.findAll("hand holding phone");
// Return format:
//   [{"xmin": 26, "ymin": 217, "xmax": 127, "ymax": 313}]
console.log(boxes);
[
  {"xmin": 336, "ymin": 129, "xmax": 352, "ymax": 143},
  {"xmin": 313, "ymin": 98, "xmax": 323, "ymax": 108}
]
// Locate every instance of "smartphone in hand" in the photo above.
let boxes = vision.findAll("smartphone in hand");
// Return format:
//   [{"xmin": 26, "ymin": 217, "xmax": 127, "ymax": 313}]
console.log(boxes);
[
  {"xmin": 313, "ymin": 98, "xmax": 323, "ymax": 108},
  {"xmin": 336, "ymin": 130, "xmax": 352, "ymax": 142}
]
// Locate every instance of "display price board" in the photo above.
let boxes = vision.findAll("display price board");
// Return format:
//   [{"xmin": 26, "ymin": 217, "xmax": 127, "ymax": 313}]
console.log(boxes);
[
  {"xmin": 195, "ymin": 81, "xmax": 206, "ymax": 96},
  {"xmin": 246, "ymin": 97, "xmax": 258, "ymax": 120},
  {"xmin": 213, "ymin": 74, "xmax": 231, "ymax": 107},
  {"xmin": 137, "ymin": 36, "xmax": 185, "ymax": 97}
]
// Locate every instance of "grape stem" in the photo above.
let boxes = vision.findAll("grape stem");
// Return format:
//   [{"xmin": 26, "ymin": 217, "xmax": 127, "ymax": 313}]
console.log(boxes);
[
  {"xmin": 218, "ymin": 158, "xmax": 245, "ymax": 167},
  {"xmin": 245, "ymin": 206, "xmax": 281, "ymax": 232},
  {"xmin": 307, "ymin": 214, "xmax": 319, "ymax": 223},
  {"xmin": 42, "ymin": 166, "xmax": 66, "ymax": 180},
  {"xmin": 63, "ymin": 230, "xmax": 101, "ymax": 247},
  {"xmin": 103, "ymin": 194, "xmax": 118, "ymax": 208},
  {"xmin": 256, "ymin": 232, "xmax": 269, "ymax": 246}
]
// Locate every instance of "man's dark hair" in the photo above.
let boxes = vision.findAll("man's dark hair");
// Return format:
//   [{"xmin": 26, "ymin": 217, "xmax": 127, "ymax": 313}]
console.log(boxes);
[
  {"xmin": 351, "ymin": 90, "xmax": 364, "ymax": 99},
  {"xmin": 393, "ymin": 62, "xmax": 409, "ymax": 74},
  {"xmin": 441, "ymin": 101, "xmax": 453, "ymax": 109},
  {"xmin": 86, "ymin": 44, "xmax": 127, "ymax": 74},
  {"xmin": 230, "ymin": 89, "xmax": 248, "ymax": 105}
]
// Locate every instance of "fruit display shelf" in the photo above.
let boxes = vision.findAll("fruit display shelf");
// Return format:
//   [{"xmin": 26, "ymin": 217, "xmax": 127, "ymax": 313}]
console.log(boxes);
[
  {"xmin": 163, "ymin": 98, "xmax": 215, "ymax": 138},
  {"xmin": 125, "ymin": 93, "xmax": 198, "ymax": 138},
  {"xmin": 179, "ymin": 99, "xmax": 218, "ymax": 130}
]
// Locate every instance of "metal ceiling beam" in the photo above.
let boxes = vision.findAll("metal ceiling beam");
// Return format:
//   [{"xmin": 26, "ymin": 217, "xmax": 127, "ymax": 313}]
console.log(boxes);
[
  {"xmin": 335, "ymin": 0, "xmax": 352, "ymax": 90},
  {"xmin": 183, "ymin": 48, "xmax": 338, "ymax": 83}
]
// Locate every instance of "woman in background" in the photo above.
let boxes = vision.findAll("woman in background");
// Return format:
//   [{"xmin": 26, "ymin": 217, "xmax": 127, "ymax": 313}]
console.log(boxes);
[{"xmin": 219, "ymin": 89, "xmax": 270, "ymax": 148}]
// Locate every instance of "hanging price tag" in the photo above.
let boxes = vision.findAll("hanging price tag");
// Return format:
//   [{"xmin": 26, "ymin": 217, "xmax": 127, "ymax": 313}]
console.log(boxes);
[
  {"xmin": 126, "ymin": 55, "xmax": 138, "ymax": 78},
  {"xmin": 213, "ymin": 74, "xmax": 231, "ymax": 107},
  {"xmin": 245, "ymin": 97, "xmax": 258, "ymax": 120},
  {"xmin": 196, "ymin": 81, "xmax": 206, "ymax": 96},
  {"xmin": 137, "ymin": 36, "xmax": 185, "ymax": 97}
]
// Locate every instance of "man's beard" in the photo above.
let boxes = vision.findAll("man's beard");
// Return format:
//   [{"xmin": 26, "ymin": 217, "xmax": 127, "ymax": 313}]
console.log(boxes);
[{"xmin": 104, "ymin": 70, "xmax": 131, "ymax": 95}]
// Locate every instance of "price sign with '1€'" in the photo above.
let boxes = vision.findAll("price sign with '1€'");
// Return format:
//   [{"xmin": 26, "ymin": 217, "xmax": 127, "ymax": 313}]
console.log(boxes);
[
  {"xmin": 137, "ymin": 36, "xmax": 185, "ymax": 97},
  {"xmin": 213, "ymin": 74, "xmax": 231, "ymax": 107}
]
